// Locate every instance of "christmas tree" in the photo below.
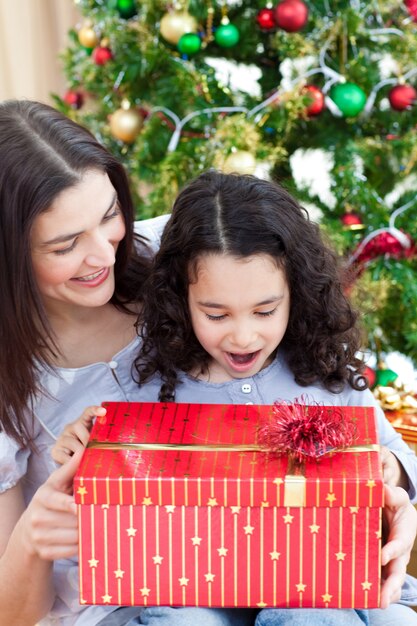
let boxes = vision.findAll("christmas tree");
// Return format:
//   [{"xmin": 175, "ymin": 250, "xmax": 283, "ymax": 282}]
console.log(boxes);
[{"xmin": 57, "ymin": 0, "xmax": 417, "ymax": 366}]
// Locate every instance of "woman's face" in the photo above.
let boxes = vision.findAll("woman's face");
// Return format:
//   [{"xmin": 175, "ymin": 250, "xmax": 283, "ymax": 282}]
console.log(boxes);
[{"xmin": 31, "ymin": 169, "xmax": 126, "ymax": 316}]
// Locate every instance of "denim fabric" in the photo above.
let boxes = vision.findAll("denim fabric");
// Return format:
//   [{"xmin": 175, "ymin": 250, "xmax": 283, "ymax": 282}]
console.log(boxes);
[
  {"xmin": 255, "ymin": 608, "xmax": 368, "ymax": 626},
  {"xmin": 97, "ymin": 607, "xmax": 257, "ymax": 626},
  {"xmin": 368, "ymin": 604, "xmax": 417, "ymax": 625}
]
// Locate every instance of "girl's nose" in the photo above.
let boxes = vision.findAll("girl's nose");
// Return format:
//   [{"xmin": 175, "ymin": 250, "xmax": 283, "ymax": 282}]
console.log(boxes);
[{"xmin": 229, "ymin": 323, "xmax": 256, "ymax": 349}]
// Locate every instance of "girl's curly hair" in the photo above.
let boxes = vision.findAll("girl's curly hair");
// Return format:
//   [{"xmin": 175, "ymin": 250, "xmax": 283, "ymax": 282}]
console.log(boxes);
[{"xmin": 136, "ymin": 170, "xmax": 366, "ymax": 401}]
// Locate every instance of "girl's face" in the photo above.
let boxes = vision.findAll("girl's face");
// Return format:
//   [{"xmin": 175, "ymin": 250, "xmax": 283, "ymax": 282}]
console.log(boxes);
[
  {"xmin": 31, "ymin": 169, "xmax": 125, "ymax": 317},
  {"xmin": 188, "ymin": 252, "xmax": 290, "ymax": 383}
]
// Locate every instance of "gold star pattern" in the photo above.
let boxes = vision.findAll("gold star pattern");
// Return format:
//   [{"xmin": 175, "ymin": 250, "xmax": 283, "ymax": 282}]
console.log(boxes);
[
  {"xmin": 77, "ymin": 486, "xmax": 87, "ymax": 497},
  {"xmin": 207, "ymin": 497, "xmax": 218, "ymax": 506},
  {"xmin": 140, "ymin": 587, "xmax": 151, "ymax": 597},
  {"xmin": 88, "ymin": 558, "xmax": 99, "ymax": 568},
  {"xmin": 191, "ymin": 536, "xmax": 202, "ymax": 546},
  {"xmin": 273, "ymin": 477, "xmax": 284, "ymax": 485},
  {"xmin": 126, "ymin": 527, "xmax": 137, "ymax": 537},
  {"xmin": 349, "ymin": 506, "xmax": 359, "ymax": 514},
  {"xmin": 261, "ymin": 501, "xmax": 269, "ymax": 507},
  {"xmin": 142, "ymin": 496, "xmax": 153, "ymax": 505},
  {"xmin": 179, "ymin": 577, "xmax": 189, "ymax": 586},
  {"xmin": 114, "ymin": 569, "xmax": 124, "ymax": 578},
  {"xmin": 322, "ymin": 593, "xmax": 332, "ymax": 603},
  {"xmin": 375, "ymin": 529, "xmax": 382, "ymax": 539},
  {"xmin": 244, "ymin": 524, "xmax": 254, "ymax": 535},
  {"xmin": 217, "ymin": 547, "xmax": 228, "ymax": 556},
  {"xmin": 102, "ymin": 594, "xmax": 112, "ymax": 603},
  {"xmin": 296, "ymin": 583, "xmax": 306, "ymax": 592},
  {"xmin": 101, "ymin": 504, "xmax": 109, "ymax": 509},
  {"xmin": 362, "ymin": 581, "xmax": 372, "ymax": 590},
  {"xmin": 269, "ymin": 551, "xmax": 280, "ymax": 560},
  {"xmin": 326, "ymin": 492, "xmax": 336, "ymax": 504},
  {"xmin": 205, "ymin": 573, "xmax": 215, "ymax": 582},
  {"xmin": 165, "ymin": 505, "xmax": 176, "ymax": 513},
  {"xmin": 230, "ymin": 506, "xmax": 241, "ymax": 514},
  {"xmin": 152, "ymin": 555, "xmax": 163, "ymax": 565},
  {"xmin": 257, "ymin": 602, "xmax": 267, "ymax": 608},
  {"xmin": 367, "ymin": 480, "xmax": 376, "ymax": 489},
  {"xmin": 309, "ymin": 524, "xmax": 320, "ymax": 533},
  {"xmin": 335, "ymin": 552, "xmax": 346, "ymax": 561},
  {"xmin": 283, "ymin": 513, "xmax": 294, "ymax": 524}
]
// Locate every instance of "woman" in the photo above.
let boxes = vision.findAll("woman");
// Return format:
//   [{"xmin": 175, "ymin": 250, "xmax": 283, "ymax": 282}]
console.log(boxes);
[{"xmin": 0, "ymin": 99, "xmax": 167, "ymax": 626}]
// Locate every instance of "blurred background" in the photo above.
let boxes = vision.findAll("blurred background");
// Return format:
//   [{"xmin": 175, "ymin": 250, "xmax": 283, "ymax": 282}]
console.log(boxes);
[{"xmin": 1, "ymin": 0, "xmax": 417, "ymax": 396}]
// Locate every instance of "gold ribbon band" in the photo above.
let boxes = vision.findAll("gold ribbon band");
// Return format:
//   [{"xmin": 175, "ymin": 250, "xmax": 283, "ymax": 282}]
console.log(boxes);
[{"xmin": 87, "ymin": 441, "xmax": 380, "ymax": 453}]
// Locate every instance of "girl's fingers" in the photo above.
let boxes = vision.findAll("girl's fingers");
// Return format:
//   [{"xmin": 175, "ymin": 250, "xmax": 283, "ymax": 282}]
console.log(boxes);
[{"xmin": 79, "ymin": 405, "xmax": 106, "ymax": 428}]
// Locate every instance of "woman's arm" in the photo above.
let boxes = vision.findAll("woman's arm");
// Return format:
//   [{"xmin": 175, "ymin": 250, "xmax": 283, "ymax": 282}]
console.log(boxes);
[{"xmin": 0, "ymin": 452, "xmax": 82, "ymax": 625}]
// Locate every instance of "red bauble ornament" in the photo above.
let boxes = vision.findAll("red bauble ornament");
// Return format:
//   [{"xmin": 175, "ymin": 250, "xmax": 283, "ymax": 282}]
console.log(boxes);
[
  {"xmin": 353, "ymin": 231, "xmax": 415, "ymax": 267},
  {"xmin": 388, "ymin": 84, "xmax": 417, "ymax": 111},
  {"xmin": 405, "ymin": 0, "xmax": 417, "ymax": 21},
  {"xmin": 302, "ymin": 84, "xmax": 324, "ymax": 116},
  {"xmin": 92, "ymin": 46, "xmax": 113, "ymax": 65},
  {"xmin": 257, "ymin": 8, "xmax": 276, "ymax": 30},
  {"xmin": 274, "ymin": 0, "xmax": 308, "ymax": 32},
  {"xmin": 340, "ymin": 211, "xmax": 364, "ymax": 229},
  {"xmin": 63, "ymin": 90, "xmax": 84, "ymax": 109},
  {"xmin": 363, "ymin": 366, "xmax": 376, "ymax": 389}
]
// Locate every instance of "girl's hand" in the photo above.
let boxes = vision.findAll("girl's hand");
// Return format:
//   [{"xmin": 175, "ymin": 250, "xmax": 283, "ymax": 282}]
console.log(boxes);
[
  {"xmin": 380, "ymin": 446, "xmax": 409, "ymax": 490},
  {"xmin": 380, "ymin": 483, "xmax": 417, "ymax": 608},
  {"xmin": 21, "ymin": 450, "xmax": 84, "ymax": 561},
  {"xmin": 51, "ymin": 405, "xmax": 106, "ymax": 465}
]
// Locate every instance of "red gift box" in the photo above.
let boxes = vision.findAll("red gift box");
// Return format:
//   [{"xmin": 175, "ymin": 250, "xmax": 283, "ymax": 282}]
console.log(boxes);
[{"xmin": 74, "ymin": 402, "xmax": 383, "ymax": 609}]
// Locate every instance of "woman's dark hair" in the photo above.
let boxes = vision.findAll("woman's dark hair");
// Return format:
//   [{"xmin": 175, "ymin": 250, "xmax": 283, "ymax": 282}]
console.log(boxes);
[
  {"xmin": 136, "ymin": 169, "xmax": 366, "ymax": 401},
  {"xmin": 0, "ymin": 99, "xmax": 151, "ymax": 447}
]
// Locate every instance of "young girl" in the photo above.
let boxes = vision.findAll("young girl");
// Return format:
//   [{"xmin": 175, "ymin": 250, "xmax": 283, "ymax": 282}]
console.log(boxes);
[{"xmin": 56, "ymin": 171, "xmax": 417, "ymax": 625}]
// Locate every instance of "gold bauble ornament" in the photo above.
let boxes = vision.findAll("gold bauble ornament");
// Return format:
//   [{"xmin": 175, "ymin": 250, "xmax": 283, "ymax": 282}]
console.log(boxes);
[
  {"xmin": 109, "ymin": 100, "xmax": 143, "ymax": 143},
  {"xmin": 223, "ymin": 150, "xmax": 257, "ymax": 175},
  {"xmin": 160, "ymin": 10, "xmax": 197, "ymax": 45},
  {"xmin": 78, "ymin": 22, "xmax": 99, "ymax": 48}
]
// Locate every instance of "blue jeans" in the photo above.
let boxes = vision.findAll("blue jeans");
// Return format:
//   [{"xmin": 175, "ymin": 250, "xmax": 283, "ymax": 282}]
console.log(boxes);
[{"xmin": 255, "ymin": 609, "xmax": 368, "ymax": 626}]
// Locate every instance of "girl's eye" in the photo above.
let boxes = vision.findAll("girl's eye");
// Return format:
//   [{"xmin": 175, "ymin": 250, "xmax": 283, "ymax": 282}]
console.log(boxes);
[
  {"xmin": 256, "ymin": 307, "xmax": 277, "ymax": 317},
  {"xmin": 54, "ymin": 240, "xmax": 78, "ymax": 255},
  {"xmin": 205, "ymin": 313, "xmax": 226, "ymax": 321}
]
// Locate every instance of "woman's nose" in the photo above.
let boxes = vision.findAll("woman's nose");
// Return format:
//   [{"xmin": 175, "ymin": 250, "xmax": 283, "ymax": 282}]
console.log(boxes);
[{"xmin": 84, "ymin": 236, "xmax": 116, "ymax": 267}]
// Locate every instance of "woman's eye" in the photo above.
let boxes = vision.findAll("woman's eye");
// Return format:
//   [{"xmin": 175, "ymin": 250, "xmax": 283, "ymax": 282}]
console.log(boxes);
[
  {"xmin": 103, "ymin": 204, "xmax": 121, "ymax": 221},
  {"xmin": 54, "ymin": 240, "xmax": 77, "ymax": 255},
  {"xmin": 205, "ymin": 313, "xmax": 226, "ymax": 321}
]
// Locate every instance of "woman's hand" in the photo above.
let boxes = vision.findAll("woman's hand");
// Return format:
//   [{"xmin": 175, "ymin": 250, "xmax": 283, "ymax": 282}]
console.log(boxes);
[
  {"xmin": 380, "ymin": 483, "xmax": 417, "ymax": 608},
  {"xmin": 381, "ymin": 445, "xmax": 409, "ymax": 490},
  {"xmin": 51, "ymin": 405, "xmax": 105, "ymax": 465},
  {"xmin": 21, "ymin": 450, "xmax": 84, "ymax": 560}
]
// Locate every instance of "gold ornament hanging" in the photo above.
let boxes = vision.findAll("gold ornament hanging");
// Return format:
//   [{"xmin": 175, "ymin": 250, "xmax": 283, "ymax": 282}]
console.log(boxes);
[
  {"xmin": 223, "ymin": 150, "xmax": 257, "ymax": 175},
  {"xmin": 109, "ymin": 100, "xmax": 143, "ymax": 144},
  {"xmin": 160, "ymin": 10, "xmax": 197, "ymax": 45},
  {"xmin": 78, "ymin": 21, "xmax": 99, "ymax": 48}
]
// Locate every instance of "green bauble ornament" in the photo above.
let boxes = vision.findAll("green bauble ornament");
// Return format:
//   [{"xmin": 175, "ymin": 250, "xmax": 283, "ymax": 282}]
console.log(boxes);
[
  {"xmin": 178, "ymin": 32, "xmax": 201, "ymax": 55},
  {"xmin": 329, "ymin": 82, "xmax": 367, "ymax": 117},
  {"xmin": 116, "ymin": 0, "xmax": 137, "ymax": 19},
  {"xmin": 375, "ymin": 367, "xmax": 398, "ymax": 387},
  {"xmin": 214, "ymin": 23, "xmax": 240, "ymax": 48}
]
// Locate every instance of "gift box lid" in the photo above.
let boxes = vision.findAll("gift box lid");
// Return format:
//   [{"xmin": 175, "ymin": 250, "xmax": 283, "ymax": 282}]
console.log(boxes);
[{"xmin": 74, "ymin": 402, "xmax": 383, "ymax": 508}]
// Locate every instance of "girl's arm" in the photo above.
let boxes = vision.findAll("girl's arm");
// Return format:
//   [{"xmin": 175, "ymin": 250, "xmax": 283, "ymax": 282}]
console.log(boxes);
[
  {"xmin": 0, "ymin": 452, "xmax": 82, "ymax": 625},
  {"xmin": 52, "ymin": 405, "xmax": 106, "ymax": 464}
]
